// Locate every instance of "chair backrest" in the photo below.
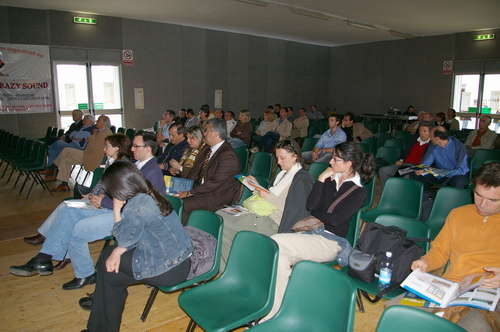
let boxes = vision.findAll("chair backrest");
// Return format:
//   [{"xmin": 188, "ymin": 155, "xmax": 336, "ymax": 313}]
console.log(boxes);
[
  {"xmin": 362, "ymin": 137, "xmax": 378, "ymax": 154},
  {"xmin": 357, "ymin": 141, "xmax": 371, "ymax": 154},
  {"xmin": 375, "ymin": 146, "xmax": 401, "ymax": 167},
  {"xmin": 425, "ymin": 187, "xmax": 473, "ymax": 239},
  {"xmin": 378, "ymin": 122, "xmax": 391, "ymax": 133},
  {"xmin": 375, "ymin": 305, "xmax": 466, "ymax": 332},
  {"xmin": 364, "ymin": 121, "xmax": 378, "ymax": 134},
  {"xmin": 238, "ymin": 175, "xmax": 270, "ymax": 205},
  {"xmin": 374, "ymin": 132, "xmax": 392, "ymax": 149},
  {"xmin": 394, "ymin": 131, "xmax": 412, "ymax": 146},
  {"xmin": 307, "ymin": 126, "xmax": 322, "ymax": 138},
  {"xmin": 164, "ymin": 195, "xmax": 184, "ymax": 221},
  {"xmin": 109, "ymin": 125, "xmax": 116, "ymax": 134},
  {"xmin": 125, "ymin": 128, "xmax": 136, "ymax": 141},
  {"xmin": 469, "ymin": 149, "xmax": 500, "ymax": 180},
  {"xmin": 57, "ymin": 129, "xmax": 65, "ymax": 137},
  {"xmin": 361, "ymin": 175, "xmax": 376, "ymax": 211},
  {"xmin": 43, "ymin": 126, "xmax": 53, "ymax": 139},
  {"xmin": 234, "ymin": 147, "xmax": 249, "ymax": 174},
  {"xmin": 301, "ymin": 137, "xmax": 319, "ymax": 152},
  {"xmin": 50, "ymin": 127, "xmax": 58, "ymax": 137},
  {"xmin": 248, "ymin": 261, "xmax": 357, "ymax": 332},
  {"xmin": 153, "ymin": 121, "xmax": 160, "ymax": 132},
  {"xmin": 247, "ymin": 152, "xmax": 274, "ymax": 180},
  {"xmin": 383, "ymin": 139, "xmax": 405, "ymax": 153},
  {"xmin": 345, "ymin": 209, "xmax": 362, "ymax": 247},
  {"xmin": 90, "ymin": 167, "xmax": 105, "ymax": 188},
  {"xmin": 308, "ymin": 162, "xmax": 329, "ymax": 180},
  {"xmin": 374, "ymin": 214, "xmax": 431, "ymax": 252}
]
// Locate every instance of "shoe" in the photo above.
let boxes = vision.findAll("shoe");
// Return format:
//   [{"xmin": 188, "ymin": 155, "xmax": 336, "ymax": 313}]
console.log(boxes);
[
  {"xmin": 81, "ymin": 330, "xmax": 89, "ymax": 332},
  {"xmin": 44, "ymin": 175, "xmax": 57, "ymax": 182},
  {"xmin": 79, "ymin": 292, "xmax": 94, "ymax": 311},
  {"xmin": 39, "ymin": 168, "xmax": 55, "ymax": 175},
  {"xmin": 53, "ymin": 258, "xmax": 71, "ymax": 270},
  {"xmin": 250, "ymin": 147, "xmax": 259, "ymax": 153},
  {"xmin": 62, "ymin": 273, "xmax": 96, "ymax": 290},
  {"xmin": 10, "ymin": 258, "xmax": 53, "ymax": 276},
  {"xmin": 23, "ymin": 233, "xmax": 46, "ymax": 245},
  {"xmin": 52, "ymin": 184, "xmax": 70, "ymax": 192}
]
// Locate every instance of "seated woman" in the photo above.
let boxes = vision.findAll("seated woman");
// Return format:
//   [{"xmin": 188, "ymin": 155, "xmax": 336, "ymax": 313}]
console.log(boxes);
[
  {"xmin": 22, "ymin": 133, "xmax": 132, "ymax": 257},
  {"xmin": 167, "ymin": 125, "xmax": 205, "ymax": 178},
  {"xmin": 226, "ymin": 109, "xmax": 252, "ymax": 149},
  {"xmin": 80, "ymin": 161, "xmax": 193, "ymax": 332},
  {"xmin": 264, "ymin": 141, "xmax": 375, "ymax": 320},
  {"xmin": 252, "ymin": 110, "xmax": 276, "ymax": 144},
  {"xmin": 218, "ymin": 139, "xmax": 315, "ymax": 270}
]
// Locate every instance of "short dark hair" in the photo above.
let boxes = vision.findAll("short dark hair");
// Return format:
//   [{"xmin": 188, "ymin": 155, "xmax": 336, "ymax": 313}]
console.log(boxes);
[
  {"xmin": 448, "ymin": 108, "xmax": 456, "ymax": 116},
  {"xmin": 407, "ymin": 105, "xmax": 414, "ymax": 110},
  {"xmin": 216, "ymin": 109, "xmax": 225, "ymax": 117},
  {"xmin": 106, "ymin": 133, "xmax": 133, "ymax": 160},
  {"xmin": 472, "ymin": 162, "xmax": 500, "ymax": 189},
  {"xmin": 135, "ymin": 131, "xmax": 158, "ymax": 154},
  {"xmin": 329, "ymin": 114, "xmax": 341, "ymax": 122},
  {"xmin": 207, "ymin": 118, "xmax": 227, "ymax": 139},
  {"xmin": 226, "ymin": 111, "xmax": 235, "ymax": 118},
  {"xmin": 166, "ymin": 110, "xmax": 176, "ymax": 118},
  {"xmin": 419, "ymin": 121, "xmax": 434, "ymax": 131},
  {"xmin": 275, "ymin": 103, "xmax": 281, "ymax": 108},
  {"xmin": 170, "ymin": 122, "xmax": 185, "ymax": 135},
  {"xmin": 200, "ymin": 104, "xmax": 210, "ymax": 114},
  {"xmin": 432, "ymin": 126, "xmax": 449, "ymax": 140},
  {"xmin": 344, "ymin": 112, "xmax": 356, "ymax": 123},
  {"xmin": 186, "ymin": 108, "xmax": 194, "ymax": 116}
]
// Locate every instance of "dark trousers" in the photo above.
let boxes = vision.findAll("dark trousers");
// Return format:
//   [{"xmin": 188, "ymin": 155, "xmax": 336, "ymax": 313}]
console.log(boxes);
[
  {"xmin": 409, "ymin": 173, "xmax": 469, "ymax": 189},
  {"xmin": 257, "ymin": 131, "xmax": 280, "ymax": 153},
  {"xmin": 86, "ymin": 245, "xmax": 190, "ymax": 332}
]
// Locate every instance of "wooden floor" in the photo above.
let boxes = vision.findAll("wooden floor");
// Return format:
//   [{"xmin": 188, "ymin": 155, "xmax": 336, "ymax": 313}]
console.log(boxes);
[{"xmin": 0, "ymin": 167, "xmax": 385, "ymax": 332}]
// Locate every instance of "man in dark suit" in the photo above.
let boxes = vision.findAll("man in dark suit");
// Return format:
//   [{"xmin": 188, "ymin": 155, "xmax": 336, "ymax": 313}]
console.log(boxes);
[{"xmin": 178, "ymin": 118, "xmax": 241, "ymax": 224}]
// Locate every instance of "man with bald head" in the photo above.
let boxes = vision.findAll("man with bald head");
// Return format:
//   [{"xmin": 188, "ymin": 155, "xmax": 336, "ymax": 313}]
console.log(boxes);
[{"xmin": 410, "ymin": 126, "xmax": 469, "ymax": 189}]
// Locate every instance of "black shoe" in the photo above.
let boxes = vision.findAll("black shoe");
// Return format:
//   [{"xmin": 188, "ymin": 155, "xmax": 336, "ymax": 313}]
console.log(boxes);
[
  {"xmin": 62, "ymin": 273, "xmax": 96, "ymax": 290},
  {"xmin": 79, "ymin": 292, "xmax": 94, "ymax": 311},
  {"xmin": 23, "ymin": 233, "xmax": 46, "ymax": 245},
  {"xmin": 10, "ymin": 258, "xmax": 53, "ymax": 276}
]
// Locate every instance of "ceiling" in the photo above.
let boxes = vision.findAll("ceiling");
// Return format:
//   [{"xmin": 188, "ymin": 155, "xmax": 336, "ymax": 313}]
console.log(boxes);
[{"xmin": 3, "ymin": 0, "xmax": 500, "ymax": 46}]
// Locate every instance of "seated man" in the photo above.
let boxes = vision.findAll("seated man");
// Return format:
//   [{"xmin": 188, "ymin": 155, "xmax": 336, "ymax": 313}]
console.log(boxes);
[
  {"xmin": 302, "ymin": 114, "xmax": 346, "ymax": 165},
  {"xmin": 286, "ymin": 106, "xmax": 295, "ymax": 122},
  {"xmin": 225, "ymin": 110, "xmax": 237, "ymax": 135},
  {"xmin": 379, "ymin": 121, "xmax": 433, "ymax": 189},
  {"xmin": 290, "ymin": 108, "xmax": 309, "ymax": 139},
  {"xmin": 341, "ymin": 112, "xmax": 373, "ymax": 142},
  {"xmin": 46, "ymin": 109, "xmax": 84, "ymax": 146},
  {"xmin": 409, "ymin": 162, "xmax": 500, "ymax": 331},
  {"xmin": 47, "ymin": 115, "xmax": 113, "ymax": 192},
  {"xmin": 9, "ymin": 132, "xmax": 165, "ymax": 290},
  {"xmin": 184, "ymin": 108, "xmax": 198, "ymax": 128},
  {"xmin": 307, "ymin": 104, "xmax": 323, "ymax": 120},
  {"xmin": 410, "ymin": 126, "xmax": 469, "ymax": 189},
  {"xmin": 446, "ymin": 108, "xmax": 460, "ymax": 131},
  {"xmin": 42, "ymin": 114, "xmax": 96, "ymax": 177},
  {"xmin": 464, "ymin": 115, "xmax": 497, "ymax": 157},
  {"xmin": 156, "ymin": 109, "xmax": 175, "ymax": 154},
  {"xmin": 157, "ymin": 123, "xmax": 189, "ymax": 174},
  {"xmin": 252, "ymin": 107, "xmax": 292, "ymax": 153},
  {"xmin": 178, "ymin": 118, "xmax": 241, "ymax": 224},
  {"xmin": 407, "ymin": 111, "xmax": 425, "ymax": 135}
]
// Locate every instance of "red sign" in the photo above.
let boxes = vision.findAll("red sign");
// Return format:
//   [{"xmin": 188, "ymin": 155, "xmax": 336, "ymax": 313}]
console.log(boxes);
[
  {"xmin": 442, "ymin": 61, "xmax": 453, "ymax": 75},
  {"xmin": 123, "ymin": 50, "xmax": 134, "ymax": 66}
]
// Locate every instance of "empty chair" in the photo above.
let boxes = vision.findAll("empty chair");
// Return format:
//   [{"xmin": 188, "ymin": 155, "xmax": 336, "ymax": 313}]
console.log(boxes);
[
  {"xmin": 35, "ymin": 126, "xmax": 53, "ymax": 143},
  {"xmin": 234, "ymin": 147, "xmax": 250, "ymax": 174},
  {"xmin": 247, "ymin": 261, "xmax": 357, "ymax": 332},
  {"xmin": 361, "ymin": 175, "xmax": 376, "ymax": 211},
  {"xmin": 378, "ymin": 122, "xmax": 391, "ymax": 133},
  {"xmin": 117, "ymin": 127, "xmax": 125, "ymax": 134},
  {"xmin": 357, "ymin": 141, "xmax": 371, "ymax": 154},
  {"xmin": 244, "ymin": 152, "xmax": 274, "ymax": 180},
  {"xmin": 375, "ymin": 146, "xmax": 401, "ymax": 171},
  {"xmin": 125, "ymin": 128, "xmax": 136, "ymax": 141},
  {"xmin": 394, "ymin": 131, "xmax": 412, "ymax": 146},
  {"xmin": 361, "ymin": 137, "xmax": 378, "ymax": 154},
  {"xmin": 301, "ymin": 137, "xmax": 319, "ymax": 152},
  {"xmin": 374, "ymin": 132, "xmax": 391, "ymax": 149},
  {"xmin": 178, "ymin": 231, "xmax": 279, "ymax": 332},
  {"xmin": 468, "ymin": 148, "xmax": 500, "ymax": 181},
  {"xmin": 375, "ymin": 306, "xmax": 466, "ymax": 332},
  {"xmin": 362, "ymin": 177, "xmax": 424, "ymax": 222},
  {"xmin": 364, "ymin": 121, "xmax": 378, "ymax": 134},
  {"xmin": 308, "ymin": 162, "xmax": 329, "ymax": 180},
  {"xmin": 384, "ymin": 139, "xmax": 405, "ymax": 153},
  {"xmin": 109, "ymin": 125, "xmax": 116, "ymax": 134},
  {"xmin": 307, "ymin": 126, "xmax": 322, "ymax": 138}
]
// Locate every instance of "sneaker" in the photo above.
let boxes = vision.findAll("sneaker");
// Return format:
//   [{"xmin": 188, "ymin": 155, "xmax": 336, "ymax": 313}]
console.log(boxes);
[{"xmin": 250, "ymin": 147, "xmax": 259, "ymax": 154}]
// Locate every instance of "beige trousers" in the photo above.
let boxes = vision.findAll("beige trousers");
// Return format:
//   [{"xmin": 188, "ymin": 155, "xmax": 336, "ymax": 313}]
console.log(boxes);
[{"xmin": 54, "ymin": 147, "xmax": 84, "ymax": 182}]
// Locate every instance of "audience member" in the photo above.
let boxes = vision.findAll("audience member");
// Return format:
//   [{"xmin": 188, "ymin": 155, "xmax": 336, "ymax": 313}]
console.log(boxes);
[
  {"xmin": 225, "ymin": 111, "xmax": 237, "ymax": 135},
  {"xmin": 307, "ymin": 104, "xmax": 323, "ymax": 120},
  {"xmin": 175, "ymin": 108, "xmax": 187, "ymax": 126},
  {"xmin": 252, "ymin": 107, "xmax": 292, "ymax": 153},
  {"xmin": 196, "ymin": 105, "xmax": 210, "ymax": 129},
  {"xmin": 407, "ymin": 111, "xmax": 425, "ymax": 134},
  {"xmin": 403, "ymin": 105, "xmax": 415, "ymax": 115},
  {"xmin": 464, "ymin": 115, "xmax": 497, "ymax": 157},
  {"xmin": 226, "ymin": 109, "xmax": 252, "ymax": 148},
  {"xmin": 341, "ymin": 112, "xmax": 373, "ymax": 142},
  {"xmin": 157, "ymin": 123, "xmax": 189, "ymax": 174},
  {"xmin": 184, "ymin": 108, "xmax": 197, "ymax": 128},
  {"xmin": 178, "ymin": 118, "xmax": 241, "ymax": 224},
  {"xmin": 447, "ymin": 108, "xmax": 460, "ymax": 131},
  {"xmin": 156, "ymin": 110, "xmax": 175, "ymax": 149},
  {"xmin": 379, "ymin": 121, "xmax": 433, "ymax": 189},
  {"xmin": 168, "ymin": 126, "xmax": 205, "ymax": 178},
  {"xmin": 286, "ymin": 106, "xmax": 295, "ymax": 122},
  {"xmin": 410, "ymin": 126, "xmax": 468, "ymax": 189},
  {"xmin": 46, "ymin": 109, "xmax": 84, "ymax": 146},
  {"xmin": 253, "ymin": 110, "xmax": 276, "ymax": 144},
  {"xmin": 290, "ymin": 107, "xmax": 309, "ymax": 139},
  {"xmin": 435, "ymin": 112, "xmax": 450, "ymax": 130},
  {"xmin": 302, "ymin": 114, "xmax": 346, "ymax": 165},
  {"xmin": 214, "ymin": 109, "xmax": 224, "ymax": 118}
]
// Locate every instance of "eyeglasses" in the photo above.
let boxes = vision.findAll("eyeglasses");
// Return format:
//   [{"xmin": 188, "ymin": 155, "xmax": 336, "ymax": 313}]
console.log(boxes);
[
  {"xmin": 103, "ymin": 144, "xmax": 113, "ymax": 148},
  {"xmin": 132, "ymin": 145, "xmax": 144, "ymax": 149}
]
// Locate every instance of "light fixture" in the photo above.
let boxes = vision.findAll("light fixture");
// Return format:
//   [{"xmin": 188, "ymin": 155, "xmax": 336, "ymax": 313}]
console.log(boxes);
[
  {"xmin": 291, "ymin": 7, "xmax": 330, "ymax": 20},
  {"xmin": 390, "ymin": 30, "xmax": 418, "ymax": 39},
  {"xmin": 346, "ymin": 20, "xmax": 377, "ymax": 31},
  {"xmin": 233, "ymin": 0, "xmax": 268, "ymax": 7}
]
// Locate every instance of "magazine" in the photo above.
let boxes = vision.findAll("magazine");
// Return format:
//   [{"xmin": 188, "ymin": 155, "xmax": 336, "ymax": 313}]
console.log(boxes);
[
  {"xmin": 164, "ymin": 176, "xmax": 194, "ymax": 195},
  {"xmin": 234, "ymin": 174, "xmax": 270, "ymax": 194},
  {"xmin": 64, "ymin": 199, "xmax": 99, "ymax": 210},
  {"xmin": 398, "ymin": 164, "xmax": 452, "ymax": 179},
  {"xmin": 400, "ymin": 268, "xmax": 500, "ymax": 311},
  {"xmin": 219, "ymin": 205, "xmax": 252, "ymax": 217}
]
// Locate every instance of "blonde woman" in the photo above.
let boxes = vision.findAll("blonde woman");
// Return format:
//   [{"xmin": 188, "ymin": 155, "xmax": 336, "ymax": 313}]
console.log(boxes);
[
  {"xmin": 253, "ymin": 110, "xmax": 277, "ymax": 144},
  {"xmin": 168, "ymin": 126, "xmax": 205, "ymax": 178},
  {"xmin": 227, "ymin": 109, "xmax": 252, "ymax": 148}
]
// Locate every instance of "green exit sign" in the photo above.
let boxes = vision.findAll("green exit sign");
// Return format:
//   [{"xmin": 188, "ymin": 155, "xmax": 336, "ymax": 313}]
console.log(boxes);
[
  {"xmin": 474, "ymin": 34, "xmax": 494, "ymax": 41},
  {"xmin": 74, "ymin": 17, "xmax": 97, "ymax": 25}
]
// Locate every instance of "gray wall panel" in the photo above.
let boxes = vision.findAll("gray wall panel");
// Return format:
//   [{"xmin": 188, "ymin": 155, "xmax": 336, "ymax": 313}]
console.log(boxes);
[
  {"xmin": 0, "ymin": 7, "xmax": 10, "ymax": 43},
  {"xmin": 227, "ymin": 33, "xmax": 249, "ymax": 113},
  {"xmin": 247, "ymin": 36, "xmax": 268, "ymax": 114},
  {"xmin": 206, "ymin": 30, "xmax": 228, "ymax": 110},
  {"xmin": 182, "ymin": 27, "xmax": 207, "ymax": 109},
  {"xmin": 7, "ymin": 7, "xmax": 48, "ymax": 45},
  {"xmin": 455, "ymin": 29, "xmax": 500, "ymax": 61},
  {"xmin": 267, "ymin": 39, "xmax": 285, "ymax": 106}
]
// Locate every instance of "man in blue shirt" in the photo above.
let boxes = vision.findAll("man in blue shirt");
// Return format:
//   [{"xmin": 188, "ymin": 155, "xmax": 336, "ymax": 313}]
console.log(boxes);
[
  {"xmin": 410, "ymin": 126, "xmax": 469, "ymax": 189},
  {"xmin": 302, "ymin": 114, "xmax": 346, "ymax": 165}
]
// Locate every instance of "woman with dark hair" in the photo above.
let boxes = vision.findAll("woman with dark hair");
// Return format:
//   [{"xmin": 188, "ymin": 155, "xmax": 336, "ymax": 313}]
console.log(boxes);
[
  {"xmin": 168, "ymin": 125, "xmax": 205, "ymax": 178},
  {"xmin": 263, "ymin": 141, "xmax": 375, "ymax": 320},
  {"xmin": 82, "ymin": 161, "xmax": 193, "ymax": 332},
  {"xmin": 219, "ymin": 139, "xmax": 315, "ymax": 269}
]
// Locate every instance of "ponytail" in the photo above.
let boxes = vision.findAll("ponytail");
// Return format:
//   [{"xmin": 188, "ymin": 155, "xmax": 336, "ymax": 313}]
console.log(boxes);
[{"xmin": 359, "ymin": 153, "xmax": 375, "ymax": 183}]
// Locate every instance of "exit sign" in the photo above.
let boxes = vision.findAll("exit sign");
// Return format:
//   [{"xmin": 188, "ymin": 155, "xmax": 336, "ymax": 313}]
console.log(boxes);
[
  {"xmin": 74, "ymin": 17, "xmax": 97, "ymax": 25},
  {"xmin": 474, "ymin": 34, "xmax": 494, "ymax": 41}
]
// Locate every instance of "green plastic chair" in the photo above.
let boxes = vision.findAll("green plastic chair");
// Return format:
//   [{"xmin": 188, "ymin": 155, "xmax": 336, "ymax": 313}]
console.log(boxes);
[
  {"xmin": 238, "ymin": 175, "xmax": 270, "ymax": 205},
  {"xmin": 117, "ymin": 127, "xmax": 125, "ymax": 134},
  {"xmin": 362, "ymin": 177, "xmax": 424, "ymax": 222},
  {"xmin": 374, "ymin": 132, "xmax": 391, "ymax": 150},
  {"xmin": 375, "ymin": 305, "xmax": 466, "ymax": 332},
  {"xmin": 307, "ymin": 126, "xmax": 322, "ymax": 138},
  {"xmin": 153, "ymin": 121, "xmax": 160, "ymax": 132},
  {"xmin": 244, "ymin": 152, "xmax": 274, "ymax": 180},
  {"xmin": 378, "ymin": 122, "xmax": 391, "ymax": 133},
  {"xmin": 344, "ymin": 215, "xmax": 431, "ymax": 310},
  {"xmin": 364, "ymin": 121, "xmax": 379, "ymax": 134},
  {"xmin": 362, "ymin": 137, "xmax": 378, "ymax": 154},
  {"xmin": 178, "ymin": 231, "xmax": 279, "ymax": 332},
  {"xmin": 140, "ymin": 210, "xmax": 223, "ymax": 322},
  {"xmin": 383, "ymin": 139, "xmax": 405, "ymax": 154},
  {"xmin": 375, "ymin": 146, "xmax": 401, "ymax": 171},
  {"xmin": 357, "ymin": 141, "xmax": 371, "ymax": 154},
  {"xmin": 424, "ymin": 187, "xmax": 473, "ymax": 239},
  {"xmin": 4, "ymin": 139, "xmax": 34, "ymax": 181},
  {"xmin": 234, "ymin": 147, "xmax": 250, "ymax": 174},
  {"xmin": 109, "ymin": 125, "xmax": 116, "ymax": 134},
  {"xmin": 16, "ymin": 144, "xmax": 51, "ymax": 198},
  {"xmin": 361, "ymin": 176, "xmax": 376, "ymax": 211},
  {"xmin": 324, "ymin": 209, "xmax": 362, "ymax": 267},
  {"xmin": 247, "ymin": 261, "xmax": 357, "ymax": 332},
  {"xmin": 308, "ymin": 162, "xmax": 329, "ymax": 180},
  {"xmin": 125, "ymin": 128, "xmax": 136, "ymax": 142},
  {"xmin": 468, "ymin": 149, "xmax": 500, "ymax": 181},
  {"xmin": 35, "ymin": 126, "xmax": 53, "ymax": 143},
  {"xmin": 394, "ymin": 131, "xmax": 412, "ymax": 146},
  {"xmin": 301, "ymin": 137, "xmax": 319, "ymax": 152}
]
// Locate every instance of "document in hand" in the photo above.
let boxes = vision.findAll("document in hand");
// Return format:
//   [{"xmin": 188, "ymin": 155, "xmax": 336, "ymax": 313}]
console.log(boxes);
[
  {"xmin": 401, "ymin": 268, "xmax": 500, "ymax": 311},
  {"xmin": 164, "ymin": 176, "xmax": 194, "ymax": 195},
  {"xmin": 234, "ymin": 174, "xmax": 270, "ymax": 194}
]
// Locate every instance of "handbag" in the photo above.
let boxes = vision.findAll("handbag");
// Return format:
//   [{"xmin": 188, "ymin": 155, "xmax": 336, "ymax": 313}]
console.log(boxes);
[
  {"xmin": 291, "ymin": 215, "xmax": 324, "ymax": 231},
  {"xmin": 73, "ymin": 183, "xmax": 92, "ymax": 199},
  {"xmin": 346, "ymin": 249, "xmax": 376, "ymax": 283}
]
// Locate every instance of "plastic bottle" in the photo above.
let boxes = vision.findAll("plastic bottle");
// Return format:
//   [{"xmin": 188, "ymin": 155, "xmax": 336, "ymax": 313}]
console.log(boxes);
[{"xmin": 378, "ymin": 251, "xmax": 393, "ymax": 288}]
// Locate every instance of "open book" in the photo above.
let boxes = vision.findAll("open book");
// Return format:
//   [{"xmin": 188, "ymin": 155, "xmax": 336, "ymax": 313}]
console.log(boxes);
[
  {"xmin": 401, "ymin": 268, "xmax": 500, "ymax": 311},
  {"xmin": 398, "ymin": 164, "xmax": 453, "ymax": 179},
  {"xmin": 234, "ymin": 174, "xmax": 270, "ymax": 194}
]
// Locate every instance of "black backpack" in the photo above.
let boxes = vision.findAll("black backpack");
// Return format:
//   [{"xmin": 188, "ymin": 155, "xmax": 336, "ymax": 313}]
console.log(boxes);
[{"xmin": 348, "ymin": 222, "xmax": 430, "ymax": 302}]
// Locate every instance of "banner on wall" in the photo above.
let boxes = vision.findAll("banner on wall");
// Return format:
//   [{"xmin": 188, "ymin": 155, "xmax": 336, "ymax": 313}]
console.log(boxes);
[{"xmin": 0, "ymin": 43, "xmax": 52, "ymax": 114}]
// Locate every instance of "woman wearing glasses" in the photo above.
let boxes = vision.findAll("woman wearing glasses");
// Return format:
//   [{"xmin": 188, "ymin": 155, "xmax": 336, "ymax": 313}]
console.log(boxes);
[
  {"xmin": 219, "ymin": 139, "xmax": 315, "ymax": 270},
  {"xmin": 263, "ymin": 141, "xmax": 375, "ymax": 320}
]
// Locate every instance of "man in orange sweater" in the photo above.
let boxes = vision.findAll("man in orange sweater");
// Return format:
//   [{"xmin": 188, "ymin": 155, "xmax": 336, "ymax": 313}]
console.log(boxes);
[{"xmin": 411, "ymin": 161, "xmax": 500, "ymax": 331}]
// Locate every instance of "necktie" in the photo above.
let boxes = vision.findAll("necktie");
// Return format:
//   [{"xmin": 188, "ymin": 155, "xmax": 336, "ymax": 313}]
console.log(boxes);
[{"xmin": 194, "ymin": 149, "xmax": 212, "ymax": 187}]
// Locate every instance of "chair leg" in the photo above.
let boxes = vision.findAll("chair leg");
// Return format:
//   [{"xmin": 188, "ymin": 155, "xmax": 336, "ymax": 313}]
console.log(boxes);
[
  {"xmin": 140, "ymin": 287, "xmax": 159, "ymax": 322},
  {"xmin": 356, "ymin": 289, "xmax": 365, "ymax": 313},
  {"xmin": 185, "ymin": 319, "xmax": 197, "ymax": 332}
]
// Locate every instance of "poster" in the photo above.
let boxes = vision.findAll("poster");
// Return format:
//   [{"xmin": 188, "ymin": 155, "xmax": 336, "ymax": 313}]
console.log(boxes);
[{"xmin": 0, "ymin": 43, "xmax": 52, "ymax": 114}]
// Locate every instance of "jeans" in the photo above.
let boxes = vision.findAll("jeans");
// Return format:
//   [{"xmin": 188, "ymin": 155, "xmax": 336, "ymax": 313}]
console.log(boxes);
[
  {"xmin": 226, "ymin": 137, "xmax": 247, "ymax": 149},
  {"xmin": 48, "ymin": 140, "xmax": 80, "ymax": 166},
  {"xmin": 305, "ymin": 225, "xmax": 352, "ymax": 267},
  {"xmin": 39, "ymin": 203, "xmax": 113, "ymax": 278},
  {"xmin": 257, "ymin": 132, "xmax": 280, "ymax": 152}
]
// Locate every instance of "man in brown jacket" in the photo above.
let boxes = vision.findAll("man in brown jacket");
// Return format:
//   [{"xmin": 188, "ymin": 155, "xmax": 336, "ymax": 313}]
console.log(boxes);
[{"xmin": 49, "ymin": 116, "xmax": 112, "ymax": 192}]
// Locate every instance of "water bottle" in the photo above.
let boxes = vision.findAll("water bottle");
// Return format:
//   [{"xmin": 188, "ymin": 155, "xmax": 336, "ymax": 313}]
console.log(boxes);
[{"xmin": 378, "ymin": 251, "xmax": 393, "ymax": 288}]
